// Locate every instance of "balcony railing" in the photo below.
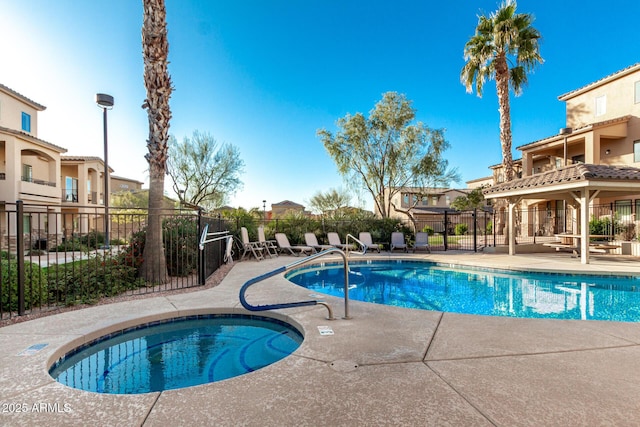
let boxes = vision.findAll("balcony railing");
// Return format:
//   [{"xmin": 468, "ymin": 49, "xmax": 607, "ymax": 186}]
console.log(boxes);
[
  {"xmin": 61, "ymin": 188, "xmax": 79, "ymax": 203},
  {"xmin": 21, "ymin": 176, "xmax": 55, "ymax": 187},
  {"xmin": 88, "ymin": 191, "xmax": 98, "ymax": 204}
]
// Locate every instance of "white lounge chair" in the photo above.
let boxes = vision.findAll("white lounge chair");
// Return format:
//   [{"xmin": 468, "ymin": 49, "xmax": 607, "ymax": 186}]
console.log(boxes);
[
  {"xmin": 304, "ymin": 233, "xmax": 333, "ymax": 252},
  {"xmin": 390, "ymin": 232, "xmax": 408, "ymax": 252},
  {"xmin": 275, "ymin": 233, "xmax": 315, "ymax": 256},
  {"xmin": 240, "ymin": 227, "xmax": 264, "ymax": 261},
  {"xmin": 413, "ymin": 232, "xmax": 431, "ymax": 253},
  {"xmin": 258, "ymin": 226, "xmax": 278, "ymax": 258},
  {"xmin": 327, "ymin": 232, "xmax": 352, "ymax": 250},
  {"xmin": 358, "ymin": 232, "xmax": 381, "ymax": 253}
]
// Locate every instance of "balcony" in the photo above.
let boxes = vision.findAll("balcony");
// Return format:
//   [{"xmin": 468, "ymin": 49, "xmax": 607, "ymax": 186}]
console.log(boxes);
[
  {"xmin": 22, "ymin": 176, "xmax": 55, "ymax": 187},
  {"xmin": 61, "ymin": 188, "xmax": 79, "ymax": 203}
]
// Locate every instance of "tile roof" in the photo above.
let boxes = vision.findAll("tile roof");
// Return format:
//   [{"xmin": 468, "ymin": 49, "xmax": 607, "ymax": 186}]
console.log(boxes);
[
  {"xmin": 61, "ymin": 155, "xmax": 104, "ymax": 162},
  {"xmin": 558, "ymin": 63, "xmax": 640, "ymax": 100},
  {"xmin": 0, "ymin": 83, "xmax": 46, "ymax": 110},
  {"xmin": 483, "ymin": 164, "xmax": 640, "ymax": 195},
  {"xmin": 516, "ymin": 116, "xmax": 631, "ymax": 150},
  {"xmin": 0, "ymin": 125, "xmax": 66, "ymax": 152}
]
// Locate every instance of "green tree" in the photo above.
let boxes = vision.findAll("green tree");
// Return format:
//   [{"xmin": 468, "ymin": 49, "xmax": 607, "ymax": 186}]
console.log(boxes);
[
  {"xmin": 450, "ymin": 187, "xmax": 486, "ymax": 211},
  {"xmin": 308, "ymin": 187, "xmax": 352, "ymax": 215},
  {"xmin": 167, "ymin": 130, "xmax": 244, "ymax": 210},
  {"xmin": 318, "ymin": 92, "xmax": 458, "ymax": 219},
  {"xmin": 461, "ymin": 0, "xmax": 543, "ymax": 182},
  {"xmin": 141, "ymin": 0, "xmax": 172, "ymax": 283}
]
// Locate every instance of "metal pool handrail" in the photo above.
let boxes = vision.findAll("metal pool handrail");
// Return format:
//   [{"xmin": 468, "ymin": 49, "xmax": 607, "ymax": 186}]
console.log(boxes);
[
  {"xmin": 345, "ymin": 233, "xmax": 367, "ymax": 255},
  {"xmin": 198, "ymin": 224, "xmax": 230, "ymax": 250},
  {"xmin": 239, "ymin": 248, "xmax": 351, "ymax": 320}
]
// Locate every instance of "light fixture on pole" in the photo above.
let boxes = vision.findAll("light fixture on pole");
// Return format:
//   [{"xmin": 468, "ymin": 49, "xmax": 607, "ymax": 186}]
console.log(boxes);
[
  {"xmin": 96, "ymin": 93, "xmax": 114, "ymax": 249},
  {"xmin": 262, "ymin": 200, "xmax": 267, "ymax": 223},
  {"xmin": 559, "ymin": 127, "xmax": 572, "ymax": 166}
]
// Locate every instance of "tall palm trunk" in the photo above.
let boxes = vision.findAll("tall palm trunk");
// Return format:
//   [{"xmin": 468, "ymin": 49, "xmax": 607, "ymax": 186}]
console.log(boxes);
[
  {"xmin": 495, "ymin": 54, "xmax": 514, "ymax": 182},
  {"xmin": 141, "ymin": 0, "xmax": 172, "ymax": 283},
  {"xmin": 495, "ymin": 54, "xmax": 515, "ymax": 244}
]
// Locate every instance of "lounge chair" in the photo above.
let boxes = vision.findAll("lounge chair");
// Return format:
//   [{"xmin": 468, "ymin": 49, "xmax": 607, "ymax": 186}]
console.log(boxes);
[
  {"xmin": 304, "ymin": 233, "xmax": 333, "ymax": 252},
  {"xmin": 327, "ymin": 232, "xmax": 352, "ymax": 250},
  {"xmin": 275, "ymin": 233, "xmax": 315, "ymax": 256},
  {"xmin": 390, "ymin": 232, "xmax": 408, "ymax": 252},
  {"xmin": 240, "ymin": 227, "xmax": 265, "ymax": 261},
  {"xmin": 358, "ymin": 232, "xmax": 381, "ymax": 253},
  {"xmin": 412, "ymin": 232, "xmax": 431, "ymax": 253},
  {"xmin": 258, "ymin": 226, "xmax": 278, "ymax": 258}
]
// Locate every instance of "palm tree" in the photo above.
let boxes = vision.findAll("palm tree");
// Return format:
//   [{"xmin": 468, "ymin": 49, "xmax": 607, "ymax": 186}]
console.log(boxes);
[
  {"xmin": 141, "ymin": 0, "xmax": 173, "ymax": 283},
  {"xmin": 461, "ymin": 0, "xmax": 543, "ymax": 182}
]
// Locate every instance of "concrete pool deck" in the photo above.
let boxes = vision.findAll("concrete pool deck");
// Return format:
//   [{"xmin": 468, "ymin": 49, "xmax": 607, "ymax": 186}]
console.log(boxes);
[{"xmin": 2, "ymin": 251, "xmax": 640, "ymax": 426}]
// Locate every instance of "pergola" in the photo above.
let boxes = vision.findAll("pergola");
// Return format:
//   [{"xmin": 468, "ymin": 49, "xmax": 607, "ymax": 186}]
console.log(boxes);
[{"xmin": 482, "ymin": 164, "xmax": 640, "ymax": 264}]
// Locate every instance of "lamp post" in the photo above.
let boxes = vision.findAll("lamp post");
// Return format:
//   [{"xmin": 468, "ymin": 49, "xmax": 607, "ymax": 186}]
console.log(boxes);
[
  {"xmin": 96, "ymin": 93, "xmax": 114, "ymax": 249},
  {"xmin": 262, "ymin": 200, "xmax": 266, "ymax": 224},
  {"xmin": 559, "ymin": 127, "xmax": 573, "ymax": 166}
]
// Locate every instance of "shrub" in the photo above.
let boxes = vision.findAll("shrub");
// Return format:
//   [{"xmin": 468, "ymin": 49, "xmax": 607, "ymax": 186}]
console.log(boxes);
[
  {"xmin": 47, "ymin": 255, "xmax": 144, "ymax": 306},
  {"xmin": 422, "ymin": 225, "xmax": 434, "ymax": 236},
  {"xmin": 0, "ymin": 260, "xmax": 48, "ymax": 311},
  {"xmin": 163, "ymin": 216, "xmax": 199, "ymax": 276},
  {"xmin": 78, "ymin": 231, "xmax": 105, "ymax": 249},
  {"xmin": 454, "ymin": 223, "xmax": 468, "ymax": 236},
  {"xmin": 49, "ymin": 239, "xmax": 90, "ymax": 253},
  {"xmin": 1, "ymin": 251, "xmax": 15, "ymax": 260}
]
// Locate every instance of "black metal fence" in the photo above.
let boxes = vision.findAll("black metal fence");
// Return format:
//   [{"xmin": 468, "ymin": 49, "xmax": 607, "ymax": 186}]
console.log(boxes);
[
  {"xmin": 0, "ymin": 201, "xmax": 229, "ymax": 320},
  {"xmin": 3, "ymin": 200, "xmax": 637, "ymax": 320}
]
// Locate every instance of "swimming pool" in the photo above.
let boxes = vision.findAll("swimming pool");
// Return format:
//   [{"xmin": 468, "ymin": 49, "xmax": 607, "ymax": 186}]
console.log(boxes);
[
  {"xmin": 285, "ymin": 260, "xmax": 640, "ymax": 322},
  {"xmin": 49, "ymin": 314, "xmax": 303, "ymax": 394}
]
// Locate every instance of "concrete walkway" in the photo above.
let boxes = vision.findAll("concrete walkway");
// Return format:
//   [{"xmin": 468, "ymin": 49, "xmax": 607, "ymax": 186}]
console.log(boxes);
[{"xmin": 2, "ymin": 252, "xmax": 640, "ymax": 426}]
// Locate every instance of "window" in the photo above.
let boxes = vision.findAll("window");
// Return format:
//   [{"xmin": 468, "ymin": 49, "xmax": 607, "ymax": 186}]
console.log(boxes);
[
  {"xmin": 65, "ymin": 176, "xmax": 78, "ymax": 202},
  {"xmin": 22, "ymin": 164, "xmax": 32, "ymax": 182},
  {"xmin": 431, "ymin": 196, "xmax": 438, "ymax": 206},
  {"xmin": 635, "ymin": 81, "xmax": 640, "ymax": 104},
  {"xmin": 402, "ymin": 193, "xmax": 409, "ymax": 206},
  {"xmin": 21, "ymin": 112, "xmax": 31, "ymax": 132},
  {"xmin": 635, "ymin": 199, "xmax": 640, "ymax": 218},
  {"xmin": 634, "ymin": 141, "xmax": 640, "ymax": 162},
  {"xmin": 595, "ymin": 95, "xmax": 606, "ymax": 117}
]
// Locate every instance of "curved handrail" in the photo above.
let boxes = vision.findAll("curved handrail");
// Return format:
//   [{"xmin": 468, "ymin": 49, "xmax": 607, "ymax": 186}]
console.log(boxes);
[
  {"xmin": 239, "ymin": 248, "xmax": 351, "ymax": 320},
  {"xmin": 345, "ymin": 233, "xmax": 367, "ymax": 255},
  {"xmin": 199, "ymin": 225, "xmax": 230, "ymax": 250}
]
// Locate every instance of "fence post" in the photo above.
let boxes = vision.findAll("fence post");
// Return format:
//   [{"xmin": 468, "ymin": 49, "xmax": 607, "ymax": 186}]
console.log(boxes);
[
  {"xmin": 198, "ymin": 209, "xmax": 205, "ymax": 286},
  {"xmin": 473, "ymin": 208, "xmax": 477, "ymax": 252},
  {"xmin": 443, "ymin": 211, "xmax": 448, "ymax": 251},
  {"xmin": 16, "ymin": 200, "xmax": 25, "ymax": 315}
]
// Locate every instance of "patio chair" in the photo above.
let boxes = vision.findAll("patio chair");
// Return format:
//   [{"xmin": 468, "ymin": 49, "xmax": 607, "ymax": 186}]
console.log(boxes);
[
  {"xmin": 358, "ymin": 232, "xmax": 381, "ymax": 253},
  {"xmin": 327, "ymin": 232, "xmax": 352, "ymax": 250},
  {"xmin": 412, "ymin": 232, "xmax": 431, "ymax": 253},
  {"xmin": 275, "ymin": 233, "xmax": 315, "ymax": 256},
  {"xmin": 258, "ymin": 226, "xmax": 278, "ymax": 258},
  {"xmin": 390, "ymin": 232, "xmax": 408, "ymax": 252},
  {"xmin": 240, "ymin": 227, "xmax": 265, "ymax": 261},
  {"xmin": 304, "ymin": 233, "xmax": 334, "ymax": 252}
]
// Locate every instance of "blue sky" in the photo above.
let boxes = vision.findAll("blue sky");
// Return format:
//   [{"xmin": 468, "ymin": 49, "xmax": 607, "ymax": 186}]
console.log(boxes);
[{"xmin": 1, "ymin": 0, "xmax": 639, "ymax": 211}]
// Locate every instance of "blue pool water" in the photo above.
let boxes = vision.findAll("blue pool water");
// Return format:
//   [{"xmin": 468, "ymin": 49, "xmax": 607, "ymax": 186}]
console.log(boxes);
[
  {"xmin": 49, "ymin": 314, "xmax": 303, "ymax": 394},
  {"xmin": 285, "ymin": 261, "xmax": 640, "ymax": 322}
]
